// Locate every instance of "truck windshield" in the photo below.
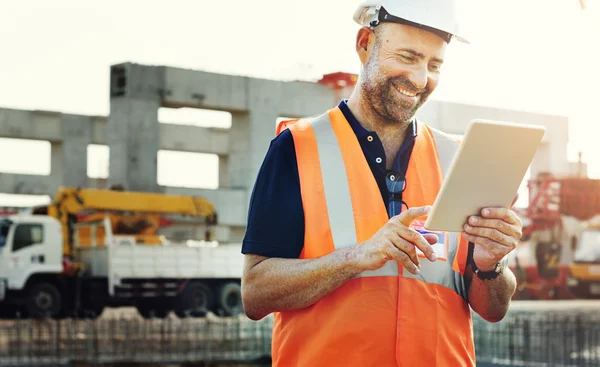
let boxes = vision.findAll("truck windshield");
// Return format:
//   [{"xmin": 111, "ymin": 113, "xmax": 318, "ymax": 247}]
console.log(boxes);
[
  {"xmin": 573, "ymin": 229, "xmax": 600, "ymax": 263},
  {"xmin": 0, "ymin": 220, "xmax": 9, "ymax": 248}
]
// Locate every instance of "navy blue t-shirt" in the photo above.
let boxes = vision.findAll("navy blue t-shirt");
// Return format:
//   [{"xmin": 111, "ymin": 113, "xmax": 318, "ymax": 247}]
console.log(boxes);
[{"xmin": 241, "ymin": 100, "xmax": 417, "ymax": 258}]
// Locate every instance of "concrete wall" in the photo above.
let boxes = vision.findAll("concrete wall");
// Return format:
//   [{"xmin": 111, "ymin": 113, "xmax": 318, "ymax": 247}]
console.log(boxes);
[
  {"xmin": 0, "ymin": 62, "xmax": 571, "ymax": 243},
  {"xmin": 417, "ymin": 100, "xmax": 570, "ymax": 177}
]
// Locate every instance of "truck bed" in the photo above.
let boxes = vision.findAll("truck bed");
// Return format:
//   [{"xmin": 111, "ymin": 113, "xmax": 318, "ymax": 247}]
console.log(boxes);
[{"xmin": 78, "ymin": 240, "xmax": 244, "ymax": 280}]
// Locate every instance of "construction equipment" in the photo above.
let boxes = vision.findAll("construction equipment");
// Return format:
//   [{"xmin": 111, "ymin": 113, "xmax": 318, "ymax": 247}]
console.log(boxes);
[
  {"xmin": 0, "ymin": 187, "xmax": 244, "ymax": 320},
  {"xmin": 510, "ymin": 176, "xmax": 600, "ymax": 300},
  {"xmin": 30, "ymin": 187, "xmax": 217, "ymax": 257},
  {"xmin": 567, "ymin": 215, "xmax": 600, "ymax": 298}
]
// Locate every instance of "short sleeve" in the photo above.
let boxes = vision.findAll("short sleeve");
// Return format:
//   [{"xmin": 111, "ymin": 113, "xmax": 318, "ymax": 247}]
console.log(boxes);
[{"xmin": 241, "ymin": 129, "xmax": 305, "ymax": 258}]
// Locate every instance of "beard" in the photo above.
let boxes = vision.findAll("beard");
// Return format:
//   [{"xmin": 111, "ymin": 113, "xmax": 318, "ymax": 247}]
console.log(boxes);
[{"xmin": 361, "ymin": 56, "xmax": 432, "ymax": 125}]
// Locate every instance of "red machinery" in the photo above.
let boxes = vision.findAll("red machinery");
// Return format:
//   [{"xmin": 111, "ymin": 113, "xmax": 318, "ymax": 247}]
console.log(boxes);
[
  {"xmin": 0, "ymin": 207, "xmax": 22, "ymax": 216},
  {"xmin": 318, "ymin": 72, "xmax": 359, "ymax": 105},
  {"xmin": 511, "ymin": 175, "xmax": 600, "ymax": 300}
]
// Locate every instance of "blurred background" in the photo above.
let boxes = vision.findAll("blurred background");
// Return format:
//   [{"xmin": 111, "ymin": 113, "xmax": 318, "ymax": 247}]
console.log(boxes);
[{"xmin": 0, "ymin": 1, "xmax": 599, "ymax": 366}]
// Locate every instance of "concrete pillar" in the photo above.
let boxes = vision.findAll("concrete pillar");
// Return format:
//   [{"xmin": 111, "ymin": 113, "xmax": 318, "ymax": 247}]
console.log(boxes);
[
  {"xmin": 227, "ymin": 112, "xmax": 251, "ymax": 189},
  {"xmin": 61, "ymin": 115, "xmax": 92, "ymax": 188},
  {"xmin": 246, "ymin": 79, "xmax": 283, "ymax": 190},
  {"xmin": 226, "ymin": 79, "xmax": 282, "ymax": 213},
  {"xmin": 217, "ymin": 79, "xmax": 283, "ymax": 216},
  {"xmin": 107, "ymin": 63, "xmax": 163, "ymax": 193},
  {"xmin": 49, "ymin": 114, "xmax": 92, "ymax": 192},
  {"xmin": 49, "ymin": 143, "xmax": 64, "ymax": 194},
  {"xmin": 218, "ymin": 155, "xmax": 229, "ymax": 188}
]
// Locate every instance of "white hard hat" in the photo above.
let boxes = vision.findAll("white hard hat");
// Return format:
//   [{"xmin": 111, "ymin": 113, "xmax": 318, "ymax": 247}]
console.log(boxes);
[{"xmin": 353, "ymin": 0, "xmax": 468, "ymax": 44}]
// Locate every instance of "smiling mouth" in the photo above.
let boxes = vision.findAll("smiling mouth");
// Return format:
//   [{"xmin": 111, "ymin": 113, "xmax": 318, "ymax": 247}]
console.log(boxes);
[{"xmin": 394, "ymin": 85, "xmax": 419, "ymax": 98}]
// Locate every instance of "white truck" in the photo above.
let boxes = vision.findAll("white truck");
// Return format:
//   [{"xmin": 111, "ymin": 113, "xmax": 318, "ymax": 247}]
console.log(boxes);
[{"xmin": 0, "ymin": 214, "xmax": 245, "ymax": 319}]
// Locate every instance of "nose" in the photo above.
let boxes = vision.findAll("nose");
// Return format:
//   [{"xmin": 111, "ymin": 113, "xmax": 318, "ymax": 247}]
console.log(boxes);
[{"xmin": 407, "ymin": 66, "xmax": 428, "ymax": 91}]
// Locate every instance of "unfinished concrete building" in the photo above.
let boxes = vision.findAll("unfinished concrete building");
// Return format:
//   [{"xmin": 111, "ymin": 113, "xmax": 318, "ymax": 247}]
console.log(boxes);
[{"xmin": 0, "ymin": 62, "xmax": 572, "ymax": 243}]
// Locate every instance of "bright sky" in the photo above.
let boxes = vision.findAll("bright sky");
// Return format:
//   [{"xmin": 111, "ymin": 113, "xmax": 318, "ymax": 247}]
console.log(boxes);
[{"xmin": 0, "ymin": 0, "xmax": 599, "ymax": 207}]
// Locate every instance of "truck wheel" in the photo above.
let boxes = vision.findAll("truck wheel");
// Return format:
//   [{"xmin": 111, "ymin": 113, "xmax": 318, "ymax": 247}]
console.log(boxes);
[
  {"xmin": 26, "ymin": 282, "xmax": 63, "ymax": 319},
  {"xmin": 216, "ymin": 282, "xmax": 243, "ymax": 317},
  {"xmin": 174, "ymin": 282, "xmax": 213, "ymax": 318}
]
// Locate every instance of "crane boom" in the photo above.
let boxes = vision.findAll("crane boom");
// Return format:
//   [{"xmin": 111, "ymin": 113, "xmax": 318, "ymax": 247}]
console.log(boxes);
[
  {"xmin": 52, "ymin": 187, "xmax": 216, "ymax": 220},
  {"xmin": 32, "ymin": 187, "xmax": 218, "ymax": 256}
]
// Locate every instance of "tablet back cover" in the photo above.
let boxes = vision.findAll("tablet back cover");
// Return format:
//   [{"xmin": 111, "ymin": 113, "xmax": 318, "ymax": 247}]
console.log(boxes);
[{"xmin": 424, "ymin": 120, "xmax": 545, "ymax": 232}]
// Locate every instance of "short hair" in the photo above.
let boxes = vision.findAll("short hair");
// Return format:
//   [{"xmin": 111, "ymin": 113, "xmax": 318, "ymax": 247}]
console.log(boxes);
[{"xmin": 370, "ymin": 23, "xmax": 386, "ymax": 52}]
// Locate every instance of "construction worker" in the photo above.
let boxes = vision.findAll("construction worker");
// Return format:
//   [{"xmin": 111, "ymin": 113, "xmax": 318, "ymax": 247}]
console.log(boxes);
[{"xmin": 241, "ymin": 0, "xmax": 522, "ymax": 365}]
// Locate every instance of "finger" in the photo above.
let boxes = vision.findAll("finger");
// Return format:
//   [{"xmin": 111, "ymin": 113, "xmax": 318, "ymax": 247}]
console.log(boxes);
[
  {"xmin": 395, "ymin": 225, "xmax": 437, "ymax": 262},
  {"xmin": 462, "ymin": 233, "xmax": 511, "ymax": 259},
  {"xmin": 386, "ymin": 244, "xmax": 420, "ymax": 275},
  {"xmin": 480, "ymin": 207, "xmax": 520, "ymax": 225},
  {"xmin": 396, "ymin": 206, "xmax": 431, "ymax": 227},
  {"xmin": 423, "ymin": 233, "xmax": 439, "ymax": 245},
  {"xmin": 386, "ymin": 234, "xmax": 420, "ymax": 268},
  {"xmin": 463, "ymin": 223, "xmax": 517, "ymax": 250},
  {"xmin": 466, "ymin": 216, "xmax": 518, "ymax": 237}
]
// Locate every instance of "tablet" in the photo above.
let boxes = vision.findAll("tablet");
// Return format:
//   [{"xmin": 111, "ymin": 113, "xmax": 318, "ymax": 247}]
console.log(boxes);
[{"xmin": 424, "ymin": 119, "xmax": 546, "ymax": 232}]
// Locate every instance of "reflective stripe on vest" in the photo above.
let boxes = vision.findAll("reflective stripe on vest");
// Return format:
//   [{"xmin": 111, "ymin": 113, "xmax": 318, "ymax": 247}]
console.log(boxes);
[
  {"xmin": 272, "ymin": 107, "xmax": 476, "ymax": 367},
  {"xmin": 311, "ymin": 113, "xmax": 399, "ymax": 278}
]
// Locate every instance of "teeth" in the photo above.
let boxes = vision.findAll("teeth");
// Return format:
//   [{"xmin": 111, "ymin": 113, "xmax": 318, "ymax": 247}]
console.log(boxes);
[{"xmin": 396, "ymin": 86, "xmax": 417, "ymax": 97}]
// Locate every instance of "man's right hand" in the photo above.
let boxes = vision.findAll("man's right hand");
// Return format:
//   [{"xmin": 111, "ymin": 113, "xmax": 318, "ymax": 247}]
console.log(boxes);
[
  {"xmin": 242, "ymin": 205, "xmax": 440, "ymax": 319},
  {"xmin": 353, "ymin": 206, "xmax": 439, "ymax": 275}
]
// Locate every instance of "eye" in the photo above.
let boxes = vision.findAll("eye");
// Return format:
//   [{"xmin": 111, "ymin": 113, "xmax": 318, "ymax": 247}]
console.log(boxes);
[
  {"xmin": 399, "ymin": 55, "xmax": 416, "ymax": 63},
  {"xmin": 429, "ymin": 64, "xmax": 442, "ymax": 73}
]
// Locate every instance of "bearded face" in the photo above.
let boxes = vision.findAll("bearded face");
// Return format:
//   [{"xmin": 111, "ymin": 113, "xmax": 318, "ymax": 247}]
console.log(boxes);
[
  {"xmin": 362, "ymin": 52, "xmax": 433, "ymax": 124},
  {"xmin": 359, "ymin": 24, "xmax": 446, "ymax": 125}
]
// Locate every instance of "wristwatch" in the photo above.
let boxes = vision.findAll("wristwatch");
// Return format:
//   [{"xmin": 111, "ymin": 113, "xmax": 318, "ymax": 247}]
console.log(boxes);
[{"xmin": 467, "ymin": 242, "xmax": 509, "ymax": 280}]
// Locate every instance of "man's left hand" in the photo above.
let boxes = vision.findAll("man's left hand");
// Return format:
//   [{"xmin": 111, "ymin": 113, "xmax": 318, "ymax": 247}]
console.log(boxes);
[{"xmin": 462, "ymin": 195, "xmax": 523, "ymax": 271}]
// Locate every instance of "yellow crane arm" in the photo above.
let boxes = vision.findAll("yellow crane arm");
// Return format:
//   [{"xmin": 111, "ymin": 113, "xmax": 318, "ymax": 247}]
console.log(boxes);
[
  {"xmin": 53, "ymin": 187, "xmax": 216, "ymax": 221},
  {"xmin": 43, "ymin": 187, "xmax": 217, "ymax": 257}
]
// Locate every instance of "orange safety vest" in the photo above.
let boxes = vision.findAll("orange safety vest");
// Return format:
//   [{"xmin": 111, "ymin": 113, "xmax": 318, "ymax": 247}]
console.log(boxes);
[{"xmin": 272, "ymin": 106, "xmax": 475, "ymax": 367}]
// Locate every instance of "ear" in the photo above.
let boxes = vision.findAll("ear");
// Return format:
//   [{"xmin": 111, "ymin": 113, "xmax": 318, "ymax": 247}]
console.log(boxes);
[{"xmin": 356, "ymin": 27, "xmax": 375, "ymax": 65}]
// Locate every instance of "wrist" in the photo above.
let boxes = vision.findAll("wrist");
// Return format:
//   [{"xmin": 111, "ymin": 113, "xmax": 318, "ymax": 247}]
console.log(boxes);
[
  {"xmin": 467, "ymin": 242, "xmax": 508, "ymax": 280},
  {"xmin": 342, "ymin": 245, "xmax": 367, "ymax": 274},
  {"xmin": 470, "ymin": 257, "xmax": 509, "ymax": 280},
  {"xmin": 474, "ymin": 261, "xmax": 498, "ymax": 272}
]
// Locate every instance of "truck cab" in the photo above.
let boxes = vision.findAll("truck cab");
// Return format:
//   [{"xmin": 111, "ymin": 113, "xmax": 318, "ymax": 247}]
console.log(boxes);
[
  {"xmin": 568, "ymin": 227, "xmax": 600, "ymax": 298},
  {"xmin": 0, "ymin": 215, "xmax": 64, "ymax": 316}
]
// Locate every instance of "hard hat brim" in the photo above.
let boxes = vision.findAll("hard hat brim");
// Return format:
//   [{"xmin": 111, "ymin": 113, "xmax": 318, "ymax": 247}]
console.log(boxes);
[{"xmin": 353, "ymin": 2, "xmax": 469, "ymax": 44}]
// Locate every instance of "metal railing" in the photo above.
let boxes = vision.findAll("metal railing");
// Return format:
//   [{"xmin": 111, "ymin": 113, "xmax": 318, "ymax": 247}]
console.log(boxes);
[
  {"xmin": 1, "ymin": 309, "xmax": 600, "ymax": 366},
  {"xmin": 0, "ymin": 313, "xmax": 273, "ymax": 366},
  {"xmin": 473, "ymin": 311, "xmax": 600, "ymax": 367}
]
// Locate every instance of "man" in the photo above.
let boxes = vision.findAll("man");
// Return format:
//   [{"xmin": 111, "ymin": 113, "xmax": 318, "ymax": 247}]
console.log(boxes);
[{"xmin": 241, "ymin": 0, "xmax": 522, "ymax": 365}]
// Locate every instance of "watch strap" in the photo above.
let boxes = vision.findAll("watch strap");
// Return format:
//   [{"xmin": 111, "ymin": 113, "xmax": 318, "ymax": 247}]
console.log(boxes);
[{"xmin": 467, "ymin": 241, "xmax": 507, "ymax": 280}]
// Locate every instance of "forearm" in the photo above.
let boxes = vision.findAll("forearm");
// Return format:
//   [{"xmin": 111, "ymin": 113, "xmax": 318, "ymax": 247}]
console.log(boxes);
[
  {"xmin": 467, "ymin": 267, "xmax": 517, "ymax": 322},
  {"xmin": 241, "ymin": 247, "xmax": 362, "ymax": 320}
]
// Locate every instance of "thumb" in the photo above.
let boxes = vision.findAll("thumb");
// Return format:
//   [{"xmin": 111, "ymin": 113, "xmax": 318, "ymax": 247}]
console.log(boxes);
[
  {"xmin": 397, "ymin": 206, "xmax": 431, "ymax": 227},
  {"xmin": 423, "ymin": 233, "xmax": 439, "ymax": 244}
]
